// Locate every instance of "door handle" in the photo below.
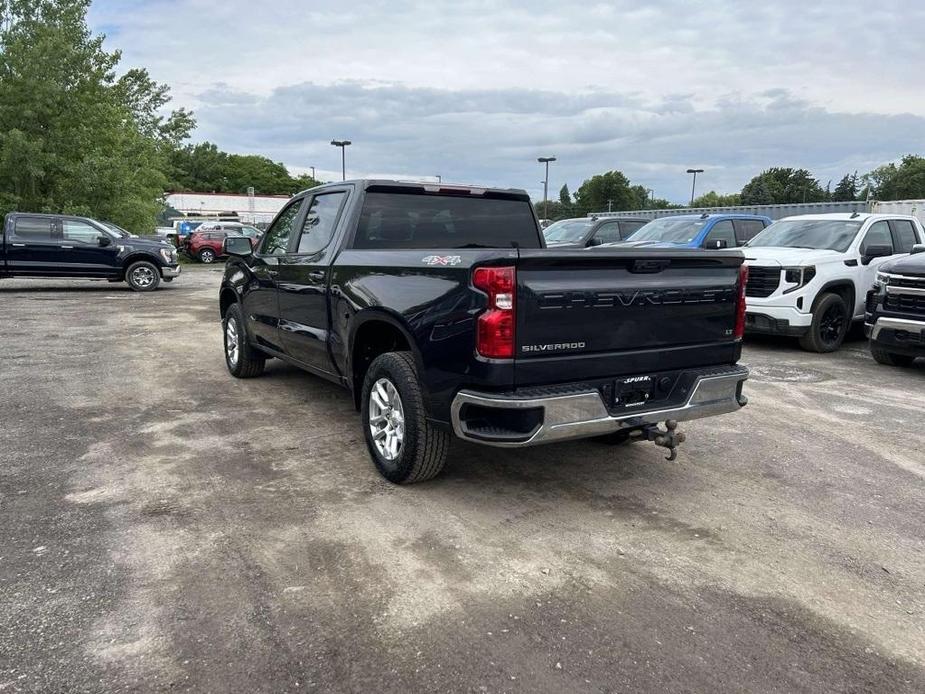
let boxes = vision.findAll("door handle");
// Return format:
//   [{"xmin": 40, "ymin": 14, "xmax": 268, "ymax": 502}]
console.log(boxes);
[
  {"xmin": 11, "ymin": 243, "xmax": 25, "ymax": 247},
  {"xmin": 60, "ymin": 245, "xmax": 74, "ymax": 249},
  {"xmin": 308, "ymin": 271, "xmax": 325, "ymax": 281}
]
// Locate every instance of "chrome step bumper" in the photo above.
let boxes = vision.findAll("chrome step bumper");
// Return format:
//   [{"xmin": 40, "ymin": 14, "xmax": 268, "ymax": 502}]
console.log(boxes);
[{"xmin": 450, "ymin": 367, "xmax": 748, "ymax": 448}]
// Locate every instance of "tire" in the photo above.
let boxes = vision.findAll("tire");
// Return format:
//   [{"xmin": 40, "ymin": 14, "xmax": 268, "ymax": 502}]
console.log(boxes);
[
  {"xmin": 223, "ymin": 303, "xmax": 265, "ymax": 378},
  {"xmin": 199, "ymin": 248, "xmax": 216, "ymax": 264},
  {"xmin": 799, "ymin": 293, "xmax": 850, "ymax": 353},
  {"xmin": 870, "ymin": 347, "xmax": 916, "ymax": 367},
  {"xmin": 361, "ymin": 351, "xmax": 450, "ymax": 484},
  {"xmin": 162, "ymin": 277, "xmax": 174, "ymax": 283},
  {"xmin": 125, "ymin": 261, "xmax": 161, "ymax": 292}
]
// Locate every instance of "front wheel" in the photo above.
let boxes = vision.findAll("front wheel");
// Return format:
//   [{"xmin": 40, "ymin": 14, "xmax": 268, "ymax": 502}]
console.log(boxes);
[
  {"xmin": 870, "ymin": 347, "xmax": 916, "ymax": 367},
  {"xmin": 361, "ymin": 352, "xmax": 450, "ymax": 484},
  {"xmin": 799, "ymin": 293, "xmax": 849, "ymax": 353},
  {"xmin": 199, "ymin": 248, "xmax": 216, "ymax": 263},
  {"xmin": 125, "ymin": 261, "xmax": 161, "ymax": 292}
]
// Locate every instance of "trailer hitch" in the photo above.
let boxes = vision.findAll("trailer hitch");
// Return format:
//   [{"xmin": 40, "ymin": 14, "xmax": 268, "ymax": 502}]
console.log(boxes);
[{"xmin": 642, "ymin": 419, "xmax": 686, "ymax": 461}]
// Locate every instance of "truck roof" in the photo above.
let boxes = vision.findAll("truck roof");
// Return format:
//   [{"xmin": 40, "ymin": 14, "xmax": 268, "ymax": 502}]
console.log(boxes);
[
  {"xmin": 779, "ymin": 212, "xmax": 919, "ymax": 222},
  {"xmin": 659, "ymin": 213, "xmax": 772, "ymax": 221},
  {"xmin": 302, "ymin": 179, "xmax": 532, "ymax": 201}
]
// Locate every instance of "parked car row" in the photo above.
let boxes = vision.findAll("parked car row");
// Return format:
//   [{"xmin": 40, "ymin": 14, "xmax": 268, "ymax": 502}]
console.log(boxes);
[{"xmin": 544, "ymin": 210, "xmax": 925, "ymax": 362}]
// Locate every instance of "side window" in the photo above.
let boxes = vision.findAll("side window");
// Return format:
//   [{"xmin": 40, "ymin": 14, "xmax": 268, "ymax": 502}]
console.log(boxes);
[
  {"xmin": 889, "ymin": 220, "xmax": 917, "ymax": 253},
  {"xmin": 297, "ymin": 192, "xmax": 346, "ymax": 254},
  {"xmin": 591, "ymin": 221, "xmax": 622, "ymax": 244},
  {"xmin": 12, "ymin": 217, "xmax": 54, "ymax": 242},
  {"xmin": 261, "ymin": 199, "xmax": 303, "ymax": 255},
  {"xmin": 861, "ymin": 221, "xmax": 893, "ymax": 254},
  {"xmin": 703, "ymin": 220, "xmax": 736, "ymax": 248},
  {"xmin": 62, "ymin": 220, "xmax": 103, "ymax": 244},
  {"xmin": 733, "ymin": 219, "xmax": 765, "ymax": 244},
  {"xmin": 620, "ymin": 221, "xmax": 646, "ymax": 238}
]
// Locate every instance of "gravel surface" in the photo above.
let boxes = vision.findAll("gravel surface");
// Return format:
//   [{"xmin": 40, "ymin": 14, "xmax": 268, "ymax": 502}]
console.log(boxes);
[{"xmin": 1, "ymin": 268, "xmax": 923, "ymax": 693}]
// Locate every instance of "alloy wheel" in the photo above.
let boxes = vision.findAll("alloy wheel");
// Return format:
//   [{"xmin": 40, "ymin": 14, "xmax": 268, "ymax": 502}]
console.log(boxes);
[{"xmin": 368, "ymin": 378, "xmax": 405, "ymax": 461}]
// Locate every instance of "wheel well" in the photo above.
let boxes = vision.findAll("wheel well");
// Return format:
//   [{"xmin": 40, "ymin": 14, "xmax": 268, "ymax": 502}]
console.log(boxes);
[
  {"xmin": 814, "ymin": 283, "xmax": 855, "ymax": 313},
  {"xmin": 121, "ymin": 253, "xmax": 160, "ymax": 277},
  {"xmin": 219, "ymin": 287, "xmax": 237, "ymax": 318},
  {"xmin": 351, "ymin": 320, "xmax": 411, "ymax": 409}
]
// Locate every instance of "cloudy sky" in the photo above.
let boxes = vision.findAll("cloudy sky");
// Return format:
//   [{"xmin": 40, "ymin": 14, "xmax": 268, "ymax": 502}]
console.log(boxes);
[{"xmin": 89, "ymin": 0, "xmax": 925, "ymax": 204}]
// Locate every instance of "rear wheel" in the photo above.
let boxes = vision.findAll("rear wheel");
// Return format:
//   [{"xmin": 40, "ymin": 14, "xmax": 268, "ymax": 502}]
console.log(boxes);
[
  {"xmin": 870, "ymin": 347, "xmax": 916, "ymax": 367},
  {"xmin": 198, "ymin": 248, "xmax": 216, "ymax": 263},
  {"xmin": 223, "ymin": 303, "xmax": 265, "ymax": 378},
  {"xmin": 125, "ymin": 261, "xmax": 160, "ymax": 292},
  {"xmin": 799, "ymin": 293, "xmax": 849, "ymax": 353},
  {"xmin": 361, "ymin": 352, "xmax": 450, "ymax": 484}
]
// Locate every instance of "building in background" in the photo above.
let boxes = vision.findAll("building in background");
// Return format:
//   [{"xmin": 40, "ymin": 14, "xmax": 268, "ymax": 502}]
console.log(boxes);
[{"xmin": 164, "ymin": 191, "xmax": 291, "ymax": 226}]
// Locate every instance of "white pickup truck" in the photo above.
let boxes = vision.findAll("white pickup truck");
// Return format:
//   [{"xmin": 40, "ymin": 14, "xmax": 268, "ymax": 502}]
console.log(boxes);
[{"xmin": 742, "ymin": 213, "xmax": 925, "ymax": 352}]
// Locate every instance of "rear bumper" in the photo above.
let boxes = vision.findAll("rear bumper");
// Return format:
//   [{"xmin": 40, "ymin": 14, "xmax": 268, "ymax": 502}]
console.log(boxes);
[{"xmin": 450, "ymin": 365, "xmax": 748, "ymax": 447}]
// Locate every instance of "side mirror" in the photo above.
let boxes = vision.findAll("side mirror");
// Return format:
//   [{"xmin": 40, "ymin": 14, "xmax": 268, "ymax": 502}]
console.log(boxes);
[
  {"xmin": 98, "ymin": 235, "xmax": 112, "ymax": 247},
  {"xmin": 705, "ymin": 238, "xmax": 728, "ymax": 249},
  {"xmin": 223, "ymin": 235, "xmax": 253, "ymax": 257},
  {"xmin": 588, "ymin": 237, "xmax": 603, "ymax": 247},
  {"xmin": 861, "ymin": 244, "xmax": 892, "ymax": 264},
  {"xmin": 912, "ymin": 244, "xmax": 925, "ymax": 255}
]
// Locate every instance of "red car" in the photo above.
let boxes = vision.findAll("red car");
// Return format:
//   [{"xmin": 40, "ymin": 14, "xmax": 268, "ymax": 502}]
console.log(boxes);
[{"xmin": 182, "ymin": 223, "xmax": 262, "ymax": 263}]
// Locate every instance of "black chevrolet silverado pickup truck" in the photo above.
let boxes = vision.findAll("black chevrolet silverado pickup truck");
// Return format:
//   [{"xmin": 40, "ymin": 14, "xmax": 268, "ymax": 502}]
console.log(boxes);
[
  {"xmin": 865, "ymin": 243, "xmax": 925, "ymax": 366},
  {"xmin": 219, "ymin": 180, "xmax": 750, "ymax": 483},
  {"xmin": 1, "ymin": 212, "xmax": 180, "ymax": 291}
]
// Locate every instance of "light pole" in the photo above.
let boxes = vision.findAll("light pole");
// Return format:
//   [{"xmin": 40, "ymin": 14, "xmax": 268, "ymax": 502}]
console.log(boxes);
[
  {"xmin": 686, "ymin": 168, "xmax": 704, "ymax": 206},
  {"xmin": 310, "ymin": 166, "xmax": 316, "ymax": 182},
  {"xmin": 537, "ymin": 157, "xmax": 556, "ymax": 221},
  {"xmin": 331, "ymin": 140, "xmax": 352, "ymax": 181}
]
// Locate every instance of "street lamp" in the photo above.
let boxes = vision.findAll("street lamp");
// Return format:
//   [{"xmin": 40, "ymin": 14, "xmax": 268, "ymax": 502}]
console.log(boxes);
[
  {"xmin": 686, "ymin": 168, "xmax": 704, "ymax": 206},
  {"xmin": 537, "ymin": 156, "xmax": 557, "ymax": 221},
  {"xmin": 331, "ymin": 140, "xmax": 352, "ymax": 181},
  {"xmin": 310, "ymin": 166, "xmax": 316, "ymax": 182}
]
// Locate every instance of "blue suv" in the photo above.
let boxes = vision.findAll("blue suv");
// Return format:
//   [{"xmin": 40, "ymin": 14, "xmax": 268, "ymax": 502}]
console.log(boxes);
[{"xmin": 605, "ymin": 213, "xmax": 772, "ymax": 250}]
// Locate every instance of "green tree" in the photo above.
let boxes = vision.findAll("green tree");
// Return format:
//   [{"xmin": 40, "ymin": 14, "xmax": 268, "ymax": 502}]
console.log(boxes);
[
  {"xmin": 168, "ymin": 141, "xmax": 320, "ymax": 195},
  {"xmin": 831, "ymin": 172, "xmax": 859, "ymax": 202},
  {"xmin": 864, "ymin": 155, "xmax": 925, "ymax": 200},
  {"xmin": 0, "ymin": 0, "xmax": 194, "ymax": 231},
  {"xmin": 573, "ymin": 170, "xmax": 640, "ymax": 215},
  {"xmin": 740, "ymin": 168, "xmax": 826, "ymax": 205},
  {"xmin": 691, "ymin": 191, "xmax": 741, "ymax": 207}
]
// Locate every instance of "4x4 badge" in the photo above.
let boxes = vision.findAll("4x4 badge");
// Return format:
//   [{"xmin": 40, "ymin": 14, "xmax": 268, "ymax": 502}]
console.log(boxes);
[{"xmin": 422, "ymin": 255, "xmax": 462, "ymax": 266}]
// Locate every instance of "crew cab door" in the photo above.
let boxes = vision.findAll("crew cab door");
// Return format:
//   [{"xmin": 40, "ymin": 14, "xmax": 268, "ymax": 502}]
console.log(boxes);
[
  {"xmin": 4, "ymin": 216, "xmax": 60, "ymax": 274},
  {"xmin": 857, "ymin": 220, "xmax": 901, "ymax": 317},
  {"xmin": 59, "ymin": 218, "xmax": 120, "ymax": 276},
  {"xmin": 241, "ymin": 197, "xmax": 306, "ymax": 352},
  {"xmin": 277, "ymin": 189, "xmax": 349, "ymax": 374}
]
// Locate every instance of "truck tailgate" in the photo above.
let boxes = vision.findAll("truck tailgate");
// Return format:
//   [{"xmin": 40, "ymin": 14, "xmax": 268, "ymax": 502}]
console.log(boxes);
[{"xmin": 514, "ymin": 249, "xmax": 744, "ymax": 386}]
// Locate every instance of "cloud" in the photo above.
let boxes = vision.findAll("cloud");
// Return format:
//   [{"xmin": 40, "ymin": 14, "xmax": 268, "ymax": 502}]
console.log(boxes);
[
  {"xmin": 88, "ymin": 0, "xmax": 925, "ymax": 203},
  {"xmin": 189, "ymin": 81, "xmax": 925, "ymax": 203}
]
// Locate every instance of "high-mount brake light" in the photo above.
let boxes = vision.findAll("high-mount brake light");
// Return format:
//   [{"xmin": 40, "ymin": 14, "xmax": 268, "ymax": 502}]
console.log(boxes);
[
  {"xmin": 734, "ymin": 264, "xmax": 749, "ymax": 340},
  {"xmin": 473, "ymin": 266, "xmax": 516, "ymax": 358}
]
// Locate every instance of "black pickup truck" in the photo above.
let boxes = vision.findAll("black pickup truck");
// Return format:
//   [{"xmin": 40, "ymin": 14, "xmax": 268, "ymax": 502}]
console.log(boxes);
[
  {"xmin": 219, "ymin": 180, "xmax": 749, "ymax": 483},
  {"xmin": 865, "ymin": 243, "xmax": 925, "ymax": 367},
  {"xmin": 1, "ymin": 213, "xmax": 180, "ymax": 291}
]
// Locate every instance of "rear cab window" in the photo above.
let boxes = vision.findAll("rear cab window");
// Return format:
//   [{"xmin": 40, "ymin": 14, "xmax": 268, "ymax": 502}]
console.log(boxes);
[
  {"xmin": 888, "ymin": 219, "xmax": 918, "ymax": 253},
  {"xmin": 12, "ymin": 216, "xmax": 55, "ymax": 242},
  {"xmin": 352, "ymin": 190, "xmax": 541, "ymax": 249},
  {"xmin": 733, "ymin": 219, "xmax": 766, "ymax": 244}
]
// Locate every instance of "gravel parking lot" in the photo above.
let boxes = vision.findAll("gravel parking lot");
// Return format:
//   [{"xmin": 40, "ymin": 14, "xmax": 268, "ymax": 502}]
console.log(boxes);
[{"xmin": 1, "ymin": 268, "xmax": 923, "ymax": 693}]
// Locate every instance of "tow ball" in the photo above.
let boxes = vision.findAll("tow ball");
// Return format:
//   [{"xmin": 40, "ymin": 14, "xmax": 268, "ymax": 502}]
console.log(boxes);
[{"xmin": 642, "ymin": 420, "xmax": 686, "ymax": 461}]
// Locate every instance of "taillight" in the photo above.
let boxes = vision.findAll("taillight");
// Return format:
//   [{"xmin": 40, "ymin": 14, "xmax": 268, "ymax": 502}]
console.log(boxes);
[
  {"xmin": 734, "ymin": 264, "xmax": 749, "ymax": 340},
  {"xmin": 473, "ymin": 265, "xmax": 515, "ymax": 358}
]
